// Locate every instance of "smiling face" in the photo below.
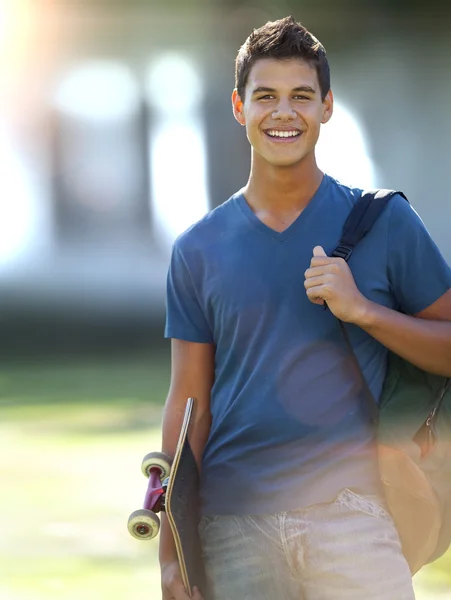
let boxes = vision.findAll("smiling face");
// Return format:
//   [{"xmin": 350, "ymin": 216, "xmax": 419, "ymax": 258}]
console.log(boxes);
[{"xmin": 232, "ymin": 58, "xmax": 333, "ymax": 168}]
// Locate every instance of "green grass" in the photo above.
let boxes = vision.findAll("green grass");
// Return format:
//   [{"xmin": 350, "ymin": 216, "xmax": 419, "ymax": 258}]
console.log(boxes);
[
  {"xmin": 0, "ymin": 355, "xmax": 450, "ymax": 599},
  {"xmin": 0, "ymin": 355, "xmax": 168, "ymax": 600},
  {"xmin": 0, "ymin": 354, "xmax": 171, "ymax": 405}
]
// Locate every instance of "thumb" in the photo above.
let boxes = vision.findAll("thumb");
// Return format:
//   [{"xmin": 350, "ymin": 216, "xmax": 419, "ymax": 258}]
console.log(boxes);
[
  {"xmin": 313, "ymin": 245, "xmax": 327, "ymax": 257},
  {"xmin": 191, "ymin": 587, "xmax": 204, "ymax": 600}
]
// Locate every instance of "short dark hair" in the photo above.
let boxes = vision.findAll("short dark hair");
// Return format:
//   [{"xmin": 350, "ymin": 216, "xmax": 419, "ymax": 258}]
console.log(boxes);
[{"xmin": 235, "ymin": 16, "xmax": 330, "ymax": 101}]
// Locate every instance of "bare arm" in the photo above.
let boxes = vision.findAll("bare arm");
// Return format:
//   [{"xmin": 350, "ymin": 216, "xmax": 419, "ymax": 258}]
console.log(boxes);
[
  {"xmin": 159, "ymin": 339, "xmax": 215, "ymax": 567},
  {"xmin": 355, "ymin": 288, "xmax": 451, "ymax": 377}
]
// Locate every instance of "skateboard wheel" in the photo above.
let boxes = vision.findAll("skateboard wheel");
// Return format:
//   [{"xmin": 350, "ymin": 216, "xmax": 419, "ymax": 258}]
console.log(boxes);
[
  {"xmin": 127, "ymin": 509, "xmax": 160, "ymax": 540},
  {"xmin": 141, "ymin": 452, "xmax": 172, "ymax": 481}
]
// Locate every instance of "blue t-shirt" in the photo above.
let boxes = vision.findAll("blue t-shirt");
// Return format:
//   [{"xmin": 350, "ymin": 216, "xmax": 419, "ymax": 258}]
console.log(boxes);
[{"xmin": 165, "ymin": 174, "xmax": 451, "ymax": 516}]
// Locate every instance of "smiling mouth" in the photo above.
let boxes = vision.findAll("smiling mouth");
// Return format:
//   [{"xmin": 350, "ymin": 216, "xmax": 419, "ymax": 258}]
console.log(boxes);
[{"xmin": 264, "ymin": 129, "xmax": 302, "ymax": 141}]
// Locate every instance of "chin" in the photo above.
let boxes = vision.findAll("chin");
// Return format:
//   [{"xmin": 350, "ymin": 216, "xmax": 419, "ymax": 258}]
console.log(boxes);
[{"xmin": 266, "ymin": 155, "xmax": 306, "ymax": 168}]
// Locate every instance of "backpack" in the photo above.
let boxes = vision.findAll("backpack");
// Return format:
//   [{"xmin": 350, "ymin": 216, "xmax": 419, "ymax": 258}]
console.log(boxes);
[{"xmin": 332, "ymin": 189, "xmax": 451, "ymax": 574}]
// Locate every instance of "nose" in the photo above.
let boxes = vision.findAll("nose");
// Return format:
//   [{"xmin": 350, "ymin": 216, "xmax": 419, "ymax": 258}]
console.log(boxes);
[{"xmin": 272, "ymin": 98, "xmax": 296, "ymax": 120}]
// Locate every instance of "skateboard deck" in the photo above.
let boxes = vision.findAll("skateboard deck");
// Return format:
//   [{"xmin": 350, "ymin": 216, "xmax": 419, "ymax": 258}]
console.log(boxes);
[
  {"xmin": 127, "ymin": 397, "xmax": 205, "ymax": 597},
  {"xmin": 165, "ymin": 397, "xmax": 205, "ymax": 597}
]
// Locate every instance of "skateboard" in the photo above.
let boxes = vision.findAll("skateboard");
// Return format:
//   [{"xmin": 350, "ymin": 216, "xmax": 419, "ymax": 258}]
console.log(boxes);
[{"xmin": 128, "ymin": 397, "xmax": 205, "ymax": 597}]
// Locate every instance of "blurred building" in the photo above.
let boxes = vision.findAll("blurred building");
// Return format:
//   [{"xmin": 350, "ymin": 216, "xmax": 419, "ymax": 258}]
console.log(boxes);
[{"xmin": 0, "ymin": 0, "xmax": 450, "ymax": 354}]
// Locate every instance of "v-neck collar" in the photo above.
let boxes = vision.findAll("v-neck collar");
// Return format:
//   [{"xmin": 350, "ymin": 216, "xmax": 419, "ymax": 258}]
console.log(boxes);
[{"xmin": 235, "ymin": 174, "xmax": 330, "ymax": 243}]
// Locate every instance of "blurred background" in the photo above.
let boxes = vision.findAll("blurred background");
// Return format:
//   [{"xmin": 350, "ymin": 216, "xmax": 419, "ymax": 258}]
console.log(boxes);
[{"xmin": 1, "ymin": 0, "xmax": 450, "ymax": 598}]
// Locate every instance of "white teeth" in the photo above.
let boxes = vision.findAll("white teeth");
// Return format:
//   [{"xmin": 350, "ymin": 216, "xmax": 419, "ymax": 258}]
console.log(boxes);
[{"xmin": 267, "ymin": 130, "xmax": 300, "ymax": 138}]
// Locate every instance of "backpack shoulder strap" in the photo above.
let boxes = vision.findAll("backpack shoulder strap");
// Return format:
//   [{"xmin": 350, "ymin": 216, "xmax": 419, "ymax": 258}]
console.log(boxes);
[
  {"xmin": 331, "ymin": 189, "xmax": 408, "ymax": 261},
  {"xmin": 331, "ymin": 188, "xmax": 408, "ymax": 423}
]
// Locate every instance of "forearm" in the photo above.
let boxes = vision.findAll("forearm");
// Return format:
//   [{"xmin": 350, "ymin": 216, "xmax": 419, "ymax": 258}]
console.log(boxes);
[{"xmin": 355, "ymin": 300, "xmax": 451, "ymax": 377}]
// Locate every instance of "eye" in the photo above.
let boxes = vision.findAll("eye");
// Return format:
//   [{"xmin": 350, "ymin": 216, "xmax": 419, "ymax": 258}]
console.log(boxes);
[
  {"xmin": 293, "ymin": 95, "xmax": 309, "ymax": 100},
  {"xmin": 257, "ymin": 95, "xmax": 275, "ymax": 100}
]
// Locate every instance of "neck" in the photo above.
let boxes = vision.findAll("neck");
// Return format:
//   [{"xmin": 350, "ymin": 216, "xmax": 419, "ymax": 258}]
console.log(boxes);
[{"xmin": 243, "ymin": 152, "xmax": 324, "ymax": 214}]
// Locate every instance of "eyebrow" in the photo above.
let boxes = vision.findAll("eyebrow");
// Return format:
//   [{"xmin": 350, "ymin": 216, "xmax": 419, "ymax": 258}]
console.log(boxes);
[{"xmin": 251, "ymin": 85, "xmax": 317, "ymax": 95}]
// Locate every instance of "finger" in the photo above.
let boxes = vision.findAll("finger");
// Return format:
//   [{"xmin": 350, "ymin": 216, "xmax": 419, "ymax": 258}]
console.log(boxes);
[
  {"xmin": 309, "ymin": 296, "xmax": 325, "ymax": 306},
  {"xmin": 192, "ymin": 586, "xmax": 204, "ymax": 600},
  {"xmin": 167, "ymin": 581, "xmax": 190, "ymax": 600},
  {"xmin": 175, "ymin": 585, "xmax": 191, "ymax": 600},
  {"xmin": 304, "ymin": 267, "xmax": 316, "ymax": 279},
  {"xmin": 313, "ymin": 245, "xmax": 327, "ymax": 257},
  {"xmin": 306, "ymin": 287, "xmax": 326, "ymax": 305},
  {"xmin": 310, "ymin": 256, "xmax": 333, "ymax": 268},
  {"xmin": 304, "ymin": 275, "xmax": 326, "ymax": 289},
  {"xmin": 305, "ymin": 265, "xmax": 334, "ymax": 279},
  {"xmin": 162, "ymin": 587, "xmax": 177, "ymax": 600}
]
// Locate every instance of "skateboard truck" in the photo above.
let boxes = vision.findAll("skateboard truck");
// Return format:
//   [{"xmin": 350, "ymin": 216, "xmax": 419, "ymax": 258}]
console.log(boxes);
[{"xmin": 127, "ymin": 452, "xmax": 172, "ymax": 540}]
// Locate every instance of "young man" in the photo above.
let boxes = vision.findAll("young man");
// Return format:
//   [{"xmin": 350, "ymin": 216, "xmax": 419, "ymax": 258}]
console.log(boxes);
[{"xmin": 160, "ymin": 16, "xmax": 451, "ymax": 600}]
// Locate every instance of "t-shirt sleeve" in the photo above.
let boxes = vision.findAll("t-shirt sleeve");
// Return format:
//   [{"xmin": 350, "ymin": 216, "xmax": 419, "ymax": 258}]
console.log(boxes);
[
  {"xmin": 387, "ymin": 195, "xmax": 451, "ymax": 314},
  {"xmin": 164, "ymin": 243, "xmax": 213, "ymax": 343}
]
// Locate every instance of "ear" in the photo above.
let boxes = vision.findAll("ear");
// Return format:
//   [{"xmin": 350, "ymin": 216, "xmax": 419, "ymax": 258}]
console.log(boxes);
[
  {"xmin": 321, "ymin": 89, "xmax": 334, "ymax": 124},
  {"xmin": 232, "ymin": 89, "xmax": 246, "ymax": 126}
]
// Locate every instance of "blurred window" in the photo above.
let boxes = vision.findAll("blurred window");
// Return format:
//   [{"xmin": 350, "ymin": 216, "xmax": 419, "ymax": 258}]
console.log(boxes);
[
  {"xmin": 316, "ymin": 101, "xmax": 377, "ymax": 188},
  {"xmin": 52, "ymin": 61, "xmax": 150, "ymax": 249},
  {"xmin": 146, "ymin": 53, "xmax": 209, "ymax": 248},
  {"xmin": 0, "ymin": 132, "xmax": 40, "ymax": 267}
]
